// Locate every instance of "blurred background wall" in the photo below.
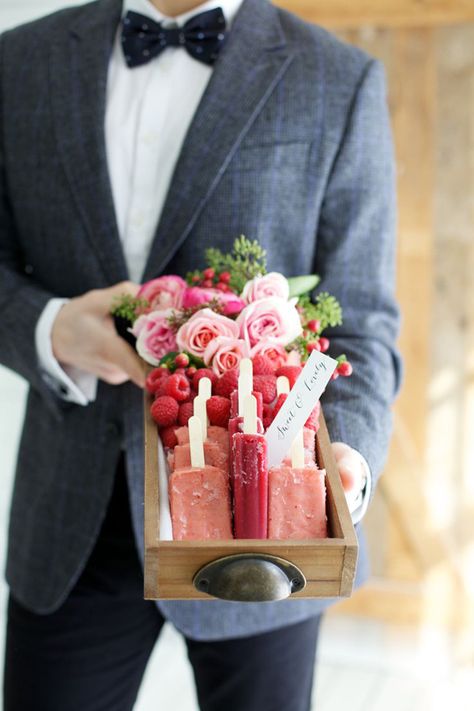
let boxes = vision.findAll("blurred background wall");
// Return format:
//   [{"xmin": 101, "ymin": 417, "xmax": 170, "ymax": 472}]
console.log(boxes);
[
  {"xmin": 0, "ymin": 1, "xmax": 473, "ymax": 708},
  {"xmin": 274, "ymin": 0, "xmax": 474, "ymax": 668}
]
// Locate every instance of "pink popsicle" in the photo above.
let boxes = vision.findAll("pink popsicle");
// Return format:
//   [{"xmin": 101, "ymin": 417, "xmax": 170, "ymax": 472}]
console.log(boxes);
[
  {"xmin": 232, "ymin": 432, "xmax": 268, "ymax": 539},
  {"xmin": 170, "ymin": 441, "xmax": 228, "ymax": 473},
  {"xmin": 268, "ymin": 462, "xmax": 327, "ymax": 539},
  {"xmin": 228, "ymin": 416, "xmax": 264, "ymax": 494},
  {"xmin": 230, "ymin": 389, "xmax": 263, "ymax": 419},
  {"xmin": 282, "ymin": 427, "xmax": 316, "ymax": 466},
  {"xmin": 175, "ymin": 425, "xmax": 229, "ymax": 454},
  {"xmin": 169, "ymin": 465, "xmax": 233, "ymax": 540}
]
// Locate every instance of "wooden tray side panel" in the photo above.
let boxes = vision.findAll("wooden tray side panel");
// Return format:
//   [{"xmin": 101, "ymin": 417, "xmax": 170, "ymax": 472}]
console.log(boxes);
[{"xmin": 317, "ymin": 413, "xmax": 359, "ymax": 596}]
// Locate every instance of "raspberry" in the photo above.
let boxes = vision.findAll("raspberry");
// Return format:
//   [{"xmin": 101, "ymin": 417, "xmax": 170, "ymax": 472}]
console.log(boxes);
[
  {"xmin": 178, "ymin": 401, "xmax": 195, "ymax": 426},
  {"xmin": 150, "ymin": 396, "xmax": 179, "ymax": 427},
  {"xmin": 262, "ymin": 403, "xmax": 274, "ymax": 430},
  {"xmin": 145, "ymin": 367, "xmax": 169, "ymax": 395},
  {"xmin": 192, "ymin": 368, "xmax": 217, "ymax": 392},
  {"xmin": 164, "ymin": 373, "xmax": 191, "ymax": 402},
  {"xmin": 206, "ymin": 396, "xmax": 231, "ymax": 427},
  {"xmin": 338, "ymin": 361, "xmax": 353, "ymax": 377},
  {"xmin": 305, "ymin": 401, "xmax": 321, "ymax": 431},
  {"xmin": 319, "ymin": 337, "xmax": 330, "ymax": 353},
  {"xmin": 214, "ymin": 368, "xmax": 239, "ymax": 398},
  {"xmin": 252, "ymin": 354, "xmax": 275, "ymax": 375},
  {"xmin": 186, "ymin": 366, "xmax": 197, "ymax": 378},
  {"xmin": 275, "ymin": 365, "xmax": 302, "ymax": 388},
  {"xmin": 215, "ymin": 282, "xmax": 230, "ymax": 292},
  {"xmin": 160, "ymin": 425, "xmax": 178, "ymax": 449},
  {"xmin": 307, "ymin": 319, "xmax": 321, "ymax": 333},
  {"xmin": 272, "ymin": 393, "xmax": 287, "ymax": 420},
  {"xmin": 253, "ymin": 375, "xmax": 277, "ymax": 404},
  {"xmin": 174, "ymin": 353, "xmax": 190, "ymax": 368}
]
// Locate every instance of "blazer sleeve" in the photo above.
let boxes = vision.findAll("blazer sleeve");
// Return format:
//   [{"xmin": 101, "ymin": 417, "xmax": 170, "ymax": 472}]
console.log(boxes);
[
  {"xmin": 0, "ymin": 34, "xmax": 63, "ymax": 418},
  {"xmin": 314, "ymin": 59, "xmax": 402, "ymax": 499}
]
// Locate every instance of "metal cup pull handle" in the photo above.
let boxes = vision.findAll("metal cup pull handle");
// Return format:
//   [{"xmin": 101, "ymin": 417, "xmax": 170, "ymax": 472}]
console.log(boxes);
[{"xmin": 193, "ymin": 553, "xmax": 306, "ymax": 602}]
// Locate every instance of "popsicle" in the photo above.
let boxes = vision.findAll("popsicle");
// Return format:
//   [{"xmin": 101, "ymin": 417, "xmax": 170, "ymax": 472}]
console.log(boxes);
[
  {"xmin": 268, "ymin": 427, "xmax": 327, "ymax": 539},
  {"xmin": 169, "ymin": 416, "xmax": 233, "ymax": 540},
  {"xmin": 232, "ymin": 395, "xmax": 268, "ymax": 539},
  {"xmin": 169, "ymin": 441, "xmax": 229, "ymax": 473},
  {"xmin": 282, "ymin": 427, "xmax": 316, "ymax": 465},
  {"xmin": 228, "ymin": 359, "xmax": 263, "ymax": 494},
  {"xmin": 230, "ymin": 390, "xmax": 263, "ymax": 419},
  {"xmin": 175, "ymin": 425, "xmax": 229, "ymax": 454}
]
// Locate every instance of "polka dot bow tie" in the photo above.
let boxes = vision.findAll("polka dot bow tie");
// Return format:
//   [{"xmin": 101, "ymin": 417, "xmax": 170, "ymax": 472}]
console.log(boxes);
[{"xmin": 121, "ymin": 8, "xmax": 227, "ymax": 68}]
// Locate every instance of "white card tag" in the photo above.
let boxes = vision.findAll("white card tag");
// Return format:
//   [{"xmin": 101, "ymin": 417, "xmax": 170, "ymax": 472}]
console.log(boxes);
[{"xmin": 265, "ymin": 350, "xmax": 338, "ymax": 468}]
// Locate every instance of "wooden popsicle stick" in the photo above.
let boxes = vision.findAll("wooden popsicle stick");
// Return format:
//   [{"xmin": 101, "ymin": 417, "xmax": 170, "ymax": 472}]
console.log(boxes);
[
  {"xmin": 193, "ymin": 396, "xmax": 208, "ymax": 440},
  {"xmin": 242, "ymin": 394, "xmax": 257, "ymax": 435},
  {"xmin": 277, "ymin": 376, "xmax": 290, "ymax": 395},
  {"xmin": 198, "ymin": 377, "xmax": 212, "ymax": 400},
  {"xmin": 189, "ymin": 416, "xmax": 205, "ymax": 468},
  {"xmin": 238, "ymin": 358, "xmax": 253, "ymax": 416},
  {"xmin": 291, "ymin": 429, "xmax": 305, "ymax": 469}
]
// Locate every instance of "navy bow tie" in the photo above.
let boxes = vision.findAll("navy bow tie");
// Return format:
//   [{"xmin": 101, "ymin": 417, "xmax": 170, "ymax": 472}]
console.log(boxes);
[{"xmin": 121, "ymin": 8, "xmax": 227, "ymax": 68}]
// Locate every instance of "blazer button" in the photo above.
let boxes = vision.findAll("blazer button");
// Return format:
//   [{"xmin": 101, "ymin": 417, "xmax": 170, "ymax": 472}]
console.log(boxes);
[{"xmin": 105, "ymin": 421, "xmax": 122, "ymax": 439}]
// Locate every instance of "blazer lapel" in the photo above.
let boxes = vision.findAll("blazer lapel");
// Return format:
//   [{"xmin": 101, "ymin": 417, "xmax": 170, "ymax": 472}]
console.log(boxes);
[
  {"xmin": 49, "ymin": 0, "xmax": 128, "ymax": 284},
  {"xmin": 142, "ymin": 0, "xmax": 294, "ymax": 282}
]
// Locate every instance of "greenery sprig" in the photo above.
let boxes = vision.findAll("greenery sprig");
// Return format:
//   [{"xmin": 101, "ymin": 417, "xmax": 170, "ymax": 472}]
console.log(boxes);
[
  {"xmin": 110, "ymin": 294, "xmax": 149, "ymax": 324},
  {"xmin": 203, "ymin": 235, "xmax": 267, "ymax": 294},
  {"xmin": 299, "ymin": 292, "xmax": 343, "ymax": 332}
]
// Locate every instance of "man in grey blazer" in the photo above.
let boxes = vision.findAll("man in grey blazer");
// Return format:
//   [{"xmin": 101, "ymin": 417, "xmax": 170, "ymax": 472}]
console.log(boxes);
[{"xmin": 0, "ymin": 0, "xmax": 401, "ymax": 708}]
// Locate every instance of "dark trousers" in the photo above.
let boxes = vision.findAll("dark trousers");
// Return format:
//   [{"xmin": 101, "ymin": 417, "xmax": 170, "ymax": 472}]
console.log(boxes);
[{"xmin": 4, "ymin": 455, "xmax": 322, "ymax": 711}]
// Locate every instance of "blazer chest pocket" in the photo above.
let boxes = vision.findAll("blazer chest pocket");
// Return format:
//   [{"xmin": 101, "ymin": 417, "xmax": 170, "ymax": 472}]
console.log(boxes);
[{"xmin": 226, "ymin": 141, "xmax": 312, "ymax": 174}]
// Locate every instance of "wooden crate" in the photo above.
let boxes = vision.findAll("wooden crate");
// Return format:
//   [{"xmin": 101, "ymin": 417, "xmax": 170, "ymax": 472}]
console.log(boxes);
[{"xmin": 144, "ymin": 390, "xmax": 358, "ymax": 601}]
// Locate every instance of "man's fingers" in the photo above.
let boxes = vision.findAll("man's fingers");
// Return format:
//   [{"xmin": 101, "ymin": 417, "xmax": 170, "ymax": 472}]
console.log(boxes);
[
  {"xmin": 338, "ymin": 459, "xmax": 358, "ymax": 492},
  {"xmin": 103, "ymin": 335, "xmax": 145, "ymax": 388},
  {"xmin": 89, "ymin": 281, "xmax": 142, "ymax": 312},
  {"xmin": 331, "ymin": 442, "xmax": 365, "ymax": 494}
]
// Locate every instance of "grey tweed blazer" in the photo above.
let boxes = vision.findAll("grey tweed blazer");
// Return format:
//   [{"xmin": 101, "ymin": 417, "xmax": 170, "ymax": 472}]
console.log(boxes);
[{"xmin": 0, "ymin": 0, "xmax": 401, "ymax": 639}]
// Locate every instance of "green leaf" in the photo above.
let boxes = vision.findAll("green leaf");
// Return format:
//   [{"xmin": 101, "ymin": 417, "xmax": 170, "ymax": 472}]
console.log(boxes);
[{"xmin": 288, "ymin": 275, "xmax": 320, "ymax": 298}]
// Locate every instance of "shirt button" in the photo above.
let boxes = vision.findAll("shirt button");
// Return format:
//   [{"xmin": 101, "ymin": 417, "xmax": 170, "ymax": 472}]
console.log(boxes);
[{"xmin": 142, "ymin": 132, "xmax": 157, "ymax": 145}]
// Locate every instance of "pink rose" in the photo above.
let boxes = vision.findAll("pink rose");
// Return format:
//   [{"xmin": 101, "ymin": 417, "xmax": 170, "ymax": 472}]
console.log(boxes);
[
  {"xmin": 138, "ymin": 275, "xmax": 186, "ymax": 311},
  {"xmin": 250, "ymin": 341, "xmax": 288, "ymax": 370},
  {"xmin": 182, "ymin": 287, "xmax": 246, "ymax": 317},
  {"xmin": 242, "ymin": 272, "xmax": 290, "ymax": 303},
  {"xmin": 131, "ymin": 310, "xmax": 177, "ymax": 366},
  {"xmin": 176, "ymin": 308, "xmax": 240, "ymax": 359},
  {"xmin": 204, "ymin": 337, "xmax": 250, "ymax": 376},
  {"xmin": 237, "ymin": 297, "xmax": 302, "ymax": 348}
]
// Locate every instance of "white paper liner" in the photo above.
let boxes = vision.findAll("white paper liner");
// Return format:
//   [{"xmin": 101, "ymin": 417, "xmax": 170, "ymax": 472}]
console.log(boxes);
[{"xmin": 157, "ymin": 437, "xmax": 173, "ymax": 540}]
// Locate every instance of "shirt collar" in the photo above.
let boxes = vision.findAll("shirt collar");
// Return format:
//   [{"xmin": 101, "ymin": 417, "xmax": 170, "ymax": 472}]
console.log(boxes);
[{"xmin": 122, "ymin": 0, "xmax": 244, "ymax": 27}]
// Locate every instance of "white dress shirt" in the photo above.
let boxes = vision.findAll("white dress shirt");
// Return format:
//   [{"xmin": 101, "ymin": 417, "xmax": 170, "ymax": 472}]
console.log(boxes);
[
  {"xmin": 35, "ymin": 0, "xmax": 243, "ymax": 405},
  {"xmin": 34, "ymin": 0, "xmax": 371, "ymax": 522}
]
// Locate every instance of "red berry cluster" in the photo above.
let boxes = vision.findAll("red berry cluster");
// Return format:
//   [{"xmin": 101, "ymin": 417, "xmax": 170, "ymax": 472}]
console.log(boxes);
[
  {"xmin": 148, "ymin": 351, "xmax": 352, "ymax": 449},
  {"xmin": 190, "ymin": 267, "xmax": 233, "ymax": 293}
]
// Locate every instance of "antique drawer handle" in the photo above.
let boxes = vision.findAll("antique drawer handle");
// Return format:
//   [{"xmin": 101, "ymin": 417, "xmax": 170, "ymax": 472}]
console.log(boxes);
[{"xmin": 193, "ymin": 553, "xmax": 306, "ymax": 602}]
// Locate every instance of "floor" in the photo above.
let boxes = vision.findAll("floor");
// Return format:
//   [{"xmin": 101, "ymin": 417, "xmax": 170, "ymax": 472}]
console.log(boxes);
[{"xmin": 1, "ymin": 364, "xmax": 472, "ymax": 710}]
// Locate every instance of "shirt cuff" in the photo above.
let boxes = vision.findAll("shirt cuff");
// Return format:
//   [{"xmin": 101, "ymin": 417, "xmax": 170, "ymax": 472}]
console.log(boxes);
[
  {"xmin": 347, "ymin": 450, "xmax": 372, "ymax": 525},
  {"xmin": 35, "ymin": 298, "xmax": 98, "ymax": 406}
]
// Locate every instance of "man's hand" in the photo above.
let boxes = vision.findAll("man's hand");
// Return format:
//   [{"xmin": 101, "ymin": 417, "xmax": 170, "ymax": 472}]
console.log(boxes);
[
  {"xmin": 332, "ymin": 442, "xmax": 367, "ymax": 512},
  {"xmin": 51, "ymin": 282, "xmax": 145, "ymax": 389}
]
